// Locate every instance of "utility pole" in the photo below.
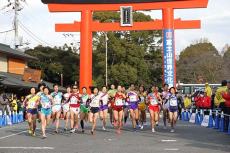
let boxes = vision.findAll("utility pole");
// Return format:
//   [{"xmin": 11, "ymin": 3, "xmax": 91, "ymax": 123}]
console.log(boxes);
[
  {"xmin": 14, "ymin": 0, "xmax": 19, "ymax": 49},
  {"xmin": 105, "ymin": 32, "xmax": 108, "ymax": 87}
]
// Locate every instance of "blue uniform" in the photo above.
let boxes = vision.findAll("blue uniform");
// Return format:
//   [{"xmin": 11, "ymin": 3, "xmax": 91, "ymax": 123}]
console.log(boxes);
[{"xmin": 40, "ymin": 94, "xmax": 52, "ymax": 116}]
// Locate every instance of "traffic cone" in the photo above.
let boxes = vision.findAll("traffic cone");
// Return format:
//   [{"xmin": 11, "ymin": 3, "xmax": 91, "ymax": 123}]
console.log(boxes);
[
  {"xmin": 195, "ymin": 109, "xmax": 200, "ymax": 125},
  {"xmin": 208, "ymin": 109, "xmax": 213, "ymax": 128},
  {"xmin": 189, "ymin": 108, "xmax": 193, "ymax": 118},
  {"xmin": 228, "ymin": 118, "xmax": 230, "ymax": 135},
  {"xmin": 6, "ymin": 112, "xmax": 12, "ymax": 126},
  {"xmin": 15, "ymin": 112, "xmax": 18, "ymax": 124},
  {"xmin": 199, "ymin": 109, "xmax": 204, "ymax": 125},
  {"xmin": 219, "ymin": 111, "xmax": 224, "ymax": 132},
  {"xmin": 2, "ymin": 111, "xmax": 6, "ymax": 126},
  {"xmin": 181, "ymin": 108, "xmax": 185, "ymax": 121},
  {"xmin": 214, "ymin": 110, "xmax": 219, "ymax": 129},
  {"xmin": 18, "ymin": 111, "xmax": 23, "ymax": 122},
  {"xmin": 185, "ymin": 109, "xmax": 189, "ymax": 121},
  {"xmin": 12, "ymin": 111, "xmax": 16, "ymax": 124},
  {"xmin": 0, "ymin": 110, "xmax": 2, "ymax": 127}
]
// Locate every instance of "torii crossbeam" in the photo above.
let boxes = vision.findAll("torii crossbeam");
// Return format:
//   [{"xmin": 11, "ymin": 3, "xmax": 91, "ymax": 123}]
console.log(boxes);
[{"xmin": 42, "ymin": 0, "xmax": 209, "ymax": 90}]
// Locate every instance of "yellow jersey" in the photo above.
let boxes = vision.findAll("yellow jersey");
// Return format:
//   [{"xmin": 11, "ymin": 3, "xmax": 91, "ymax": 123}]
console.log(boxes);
[{"xmin": 26, "ymin": 94, "xmax": 40, "ymax": 109}]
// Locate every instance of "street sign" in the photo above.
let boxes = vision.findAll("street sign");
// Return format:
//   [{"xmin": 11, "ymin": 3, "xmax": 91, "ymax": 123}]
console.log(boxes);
[
  {"xmin": 120, "ymin": 6, "xmax": 133, "ymax": 27},
  {"xmin": 42, "ymin": 0, "xmax": 180, "ymax": 4}
]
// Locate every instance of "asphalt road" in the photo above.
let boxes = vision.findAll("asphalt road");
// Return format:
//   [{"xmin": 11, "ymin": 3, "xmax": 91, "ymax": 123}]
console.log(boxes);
[{"xmin": 0, "ymin": 118, "xmax": 229, "ymax": 153}]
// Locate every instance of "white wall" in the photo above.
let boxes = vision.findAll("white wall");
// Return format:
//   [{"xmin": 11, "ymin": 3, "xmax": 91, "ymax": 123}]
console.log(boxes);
[{"xmin": 0, "ymin": 53, "xmax": 8, "ymax": 72}]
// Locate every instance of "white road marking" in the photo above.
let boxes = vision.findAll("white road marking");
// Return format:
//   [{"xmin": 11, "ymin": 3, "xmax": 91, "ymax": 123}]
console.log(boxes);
[
  {"xmin": 161, "ymin": 139, "xmax": 177, "ymax": 142},
  {"xmin": 164, "ymin": 148, "xmax": 179, "ymax": 151},
  {"xmin": 0, "ymin": 147, "xmax": 54, "ymax": 150},
  {"xmin": 0, "ymin": 130, "xmax": 27, "ymax": 140}
]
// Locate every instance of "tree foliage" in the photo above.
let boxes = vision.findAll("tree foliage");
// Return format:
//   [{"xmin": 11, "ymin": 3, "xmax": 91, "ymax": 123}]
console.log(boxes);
[
  {"xmin": 177, "ymin": 42, "xmax": 228, "ymax": 83},
  {"xmin": 25, "ymin": 45, "xmax": 79, "ymax": 86}
]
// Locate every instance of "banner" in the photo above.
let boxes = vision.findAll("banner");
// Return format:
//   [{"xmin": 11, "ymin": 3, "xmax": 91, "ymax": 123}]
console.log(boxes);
[{"xmin": 163, "ymin": 29, "xmax": 175, "ymax": 88}]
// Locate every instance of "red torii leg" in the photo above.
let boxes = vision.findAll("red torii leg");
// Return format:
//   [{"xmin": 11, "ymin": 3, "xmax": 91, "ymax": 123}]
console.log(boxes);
[{"xmin": 80, "ymin": 10, "xmax": 92, "ymax": 91}]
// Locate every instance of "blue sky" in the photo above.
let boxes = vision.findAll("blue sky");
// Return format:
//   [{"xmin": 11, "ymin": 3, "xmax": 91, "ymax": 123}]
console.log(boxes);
[{"xmin": 0, "ymin": 0, "xmax": 230, "ymax": 55}]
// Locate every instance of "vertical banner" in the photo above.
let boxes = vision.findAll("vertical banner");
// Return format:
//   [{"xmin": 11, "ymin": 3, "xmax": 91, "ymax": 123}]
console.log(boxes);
[{"xmin": 163, "ymin": 29, "xmax": 175, "ymax": 88}]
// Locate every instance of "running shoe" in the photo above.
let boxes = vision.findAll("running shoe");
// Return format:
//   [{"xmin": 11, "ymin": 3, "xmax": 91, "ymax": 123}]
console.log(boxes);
[
  {"xmin": 140, "ymin": 125, "xmax": 144, "ymax": 130},
  {"xmin": 32, "ymin": 132, "xmax": 36, "ymax": 137},
  {"xmin": 152, "ymin": 128, "xmax": 155, "ymax": 133},
  {"xmin": 42, "ymin": 135, "xmax": 47, "ymax": 139},
  {"xmin": 28, "ymin": 129, "xmax": 32, "ymax": 135},
  {"xmin": 70, "ymin": 128, "xmax": 76, "ymax": 133},
  {"xmin": 102, "ymin": 126, "xmax": 106, "ymax": 131},
  {"xmin": 170, "ymin": 129, "xmax": 175, "ymax": 133}
]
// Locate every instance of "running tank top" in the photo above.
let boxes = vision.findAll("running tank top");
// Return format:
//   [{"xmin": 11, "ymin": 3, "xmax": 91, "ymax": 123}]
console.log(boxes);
[{"xmin": 40, "ymin": 94, "xmax": 52, "ymax": 109}]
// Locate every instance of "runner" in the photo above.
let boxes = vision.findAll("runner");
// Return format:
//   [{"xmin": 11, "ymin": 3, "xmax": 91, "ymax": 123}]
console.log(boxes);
[
  {"xmin": 161, "ymin": 83, "xmax": 170, "ymax": 129},
  {"xmin": 147, "ymin": 85, "xmax": 162, "ymax": 133},
  {"xmin": 113, "ymin": 85, "xmax": 126, "ymax": 134},
  {"xmin": 36, "ymin": 83, "xmax": 46, "ymax": 122},
  {"xmin": 107, "ymin": 84, "xmax": 117, "ymax": 125},
  {"xmin": 63, "ymin": 86, "xmax": 71, "ymax": 131},
  {"xmin": 168, "ymin": 87, "xmax": 179, "ymax": 133},
  {"xmin": 127, "ymin": 84, "xmax": 140, "ymax": 131},
  {"xmin": 51, "ymin": 84, "xmax": 63, "ymax": 133},
  {"xmin": 122, "ymin": 86, "xmax": 129, "ymax": 125},
  {"xmin": 39, "ymin": 86, "xmax": 53, "ymax": 138},
  {"xmin": 89, "ymin": 87, "xmax": 101, "ymax": 135},
  {"xmin": 99, "ymin": 86, "xmax": 109, "ymax": 131},
  {"xmin": 68, "ymin": 85, "xmax": 81, "ymax": 133},
  {"xmin": 80, "ymin": 87, "xmax": 89, "ymax": 133},
  {"xmin": 23, "ymin": 87, "xmax": 40, "ymax": 136},
  {"xmin": 138, "ymin": 85, "xmax": 147, "ymax": 130}
]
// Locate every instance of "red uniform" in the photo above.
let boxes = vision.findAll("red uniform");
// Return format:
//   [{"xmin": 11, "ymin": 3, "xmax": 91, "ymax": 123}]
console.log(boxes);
[
  {"xmin": 195, "ymin": 96, "xmax": 203, "ymax": 108},
  {"xmin": 222, "ymin": 92, "xmax": 230, "ymax": 108},
  {"xmin": 68, "ymin": 93, "xmax": 81, "ymax": 108},
  {"xmin": 201, "ymin": 96, "xmax": 211, "ymax": 109},
  {"xmin": 147, "ymin": 92, "xmax": 160, "ymax": 112},
  {"xmin": 113, "ymin": 92, "xmax": 125, "ymax": 112}
]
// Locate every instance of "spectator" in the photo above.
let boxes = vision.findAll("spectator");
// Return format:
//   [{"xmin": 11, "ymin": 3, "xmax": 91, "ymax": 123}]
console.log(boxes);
[
  {"xmin": 222, "ymin": 80, "xmax": 230, "ymax": 132},
  {"xmin": 202, "ymin": 92, "xmax": 211, "ymax": 109},
  {"xmin": 211, "ymin": 88, "xmax": 216, "ymax": 110},
  {"xmin": 184, "ymin": 94, "xmax": 192, "ymax": 109},
  {"xmin": 204, "ymin": 83, "xmax": 212, "ymax": 98},
  {"xmin": 11, "ymin": 94, "xmax": 18, "ymax": 113},
  {"xmin": 214, "ymin": 80, "xmax": 227, "ymax": 109},
  {"xmin": 0, "ymin": 89, "xmax": 10, "ymax": 115}
]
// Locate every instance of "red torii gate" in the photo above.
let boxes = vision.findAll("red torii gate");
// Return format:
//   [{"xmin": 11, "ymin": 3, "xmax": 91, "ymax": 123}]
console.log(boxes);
[{"xmin": 41, "ymin": 0, "xmax": 208, "ymax": 90}]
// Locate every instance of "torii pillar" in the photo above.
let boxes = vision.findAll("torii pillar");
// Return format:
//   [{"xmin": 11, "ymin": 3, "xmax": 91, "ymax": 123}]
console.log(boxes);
[{"xmin": 41, "ymin": 0, "xmax": 209, "ymax": 90}]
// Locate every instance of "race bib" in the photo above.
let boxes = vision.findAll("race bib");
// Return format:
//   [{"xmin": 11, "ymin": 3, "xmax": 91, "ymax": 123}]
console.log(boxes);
[
  {"xmin": 42, "ymin": 102, "xmax": 51, "ymax": 109},
  {"xmin": 115, "ymin": 99, "xmax": 123, "ymax": 106},
  {"xmin": 129, "ymin": 95, "xmax": 137, "ymax": 102},
  {"xmin": 28, "ymin": 101, "xmax": 36, "ymax": 108},
  {"xmin": 170, "ymin": 99, "xmax": 177, "ymax": 107},
  {"xmin": 54, "ymin": 97, "xmax": 62, "ymax": 104},
  {"xmin": 140, "ymin": 97, "xmax": 144, "ymax": 102},
  {"xmin": 150, "ymin": 98, "xmax": 158, "ymax": 105},
  {"xmin": 70, "ymin": 97, "xmax": 77, "ymax": 104}
]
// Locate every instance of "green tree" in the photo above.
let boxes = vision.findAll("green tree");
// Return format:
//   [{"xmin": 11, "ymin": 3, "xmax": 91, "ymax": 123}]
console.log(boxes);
[
  {"xmin": 93, "ymin": 11, "xmax": 162, "ymax": 87},
  {"xmin": 25, "ymin": 45, "xmax": 79, "ymax": 86},
  {"xmin": 177, "ymin": 41, "xmax": 223, "ymax": 83}
]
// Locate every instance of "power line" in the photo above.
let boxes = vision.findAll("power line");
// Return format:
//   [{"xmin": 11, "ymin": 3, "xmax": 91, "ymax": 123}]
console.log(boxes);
[
  {"xmin": 18, "ymin": 20, "xmax": 53, "ymax": 46},
  {"xmin": 0, "ymin": 29, "xmax": 14, "ymax": 34}
]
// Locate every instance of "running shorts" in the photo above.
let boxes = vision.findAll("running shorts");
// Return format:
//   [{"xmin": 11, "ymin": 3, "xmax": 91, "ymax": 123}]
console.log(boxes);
[
  {"xmin": 27, "ymin": 108, "xmax": 38, "ymax": 115},
  {"xmin": 149, "ymin": 105, "xmax": 159, "ymax": 112}
]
